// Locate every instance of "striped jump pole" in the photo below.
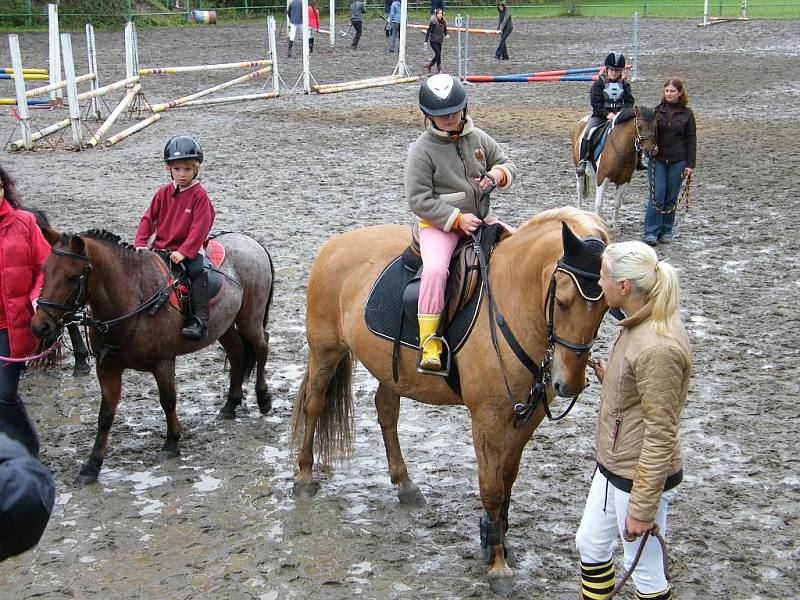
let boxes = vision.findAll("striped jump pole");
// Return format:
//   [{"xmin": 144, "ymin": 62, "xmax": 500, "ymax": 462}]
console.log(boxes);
[
  {"xmin": 406, "ymin": 22, "xmax": 497, "ymax": 34},
  {"xmin": 86, "ymin": 83, "xmax": 141, "ymax": 148},
  {"xmin": 0, "ymin": 73, "xmax": 50, "ymax": 80},
  {"xmin": 0, "ymin": 98, "xmax": 50, "ymax": 106},
  {"xmin": 171, "ymin": 91, "xmax": 279, "ymax": 108},
  {"xmin": 145, "ymin": 66, "xmax": 271, "ymax": 112},
  {"xmin": 0, "ymin": 68, "xmax": 49, "ymax": 74},
  {"xmin": 23, "ymin": 73, "xmax": 95, "ymax": 98},
  {"xmin": 138, "ymin": 60, "xmax": 272, "ymax": 75},
  {"xmin": 104, "ymin": 113, "xmax": 161, "ymax": 147}
]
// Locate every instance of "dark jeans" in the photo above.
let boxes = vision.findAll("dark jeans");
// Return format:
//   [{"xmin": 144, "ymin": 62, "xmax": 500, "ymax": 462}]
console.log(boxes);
[
  {"xmin": 495, "ymin": 30, "xmax": 511, "ymax": 59},
  {"xmin": 183, "ymin": 253, "xmax": 205, "ymax": 280},
  {"xmin": 0, "ymin": 330, "xmax": 39, "ymax": 456},
  {"xmin": 430, "ymin": 41, "xmax": 443, "ymax": 68},
  {"xmin": 351, "ymin": 20, "xmax": 363, "ymax": 47},
  {"xmin": 643, "ymin": 158, "xmax": 686, "ymax": 241}
]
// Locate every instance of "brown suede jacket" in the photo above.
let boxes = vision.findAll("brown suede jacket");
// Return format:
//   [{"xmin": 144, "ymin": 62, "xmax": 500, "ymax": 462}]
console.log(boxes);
[{"xmin": 595, "ymin": 303, "xmax": 692, "ymax": 522}]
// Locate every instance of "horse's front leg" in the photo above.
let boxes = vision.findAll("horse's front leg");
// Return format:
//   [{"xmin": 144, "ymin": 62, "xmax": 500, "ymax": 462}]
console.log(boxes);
[
  {"xmin": 594, "ymin": 177, "xmax": 607, "ymax": 220},
  {"xmin": 77, "ymin": 363, "xmax": 123, "ymax": 486},
  {"xmin": 471, "ymin": 411, "xmax": 534, "ymax": 597},
  {"xmin": 152, "ymin": 360, "xmax": 181, "ymax": 457},
  {"xmin": 374, "ymin": 383, "xmax": 425, "ymax": 506},
  {"xmin": 67, "ymin": 323, "xmax": 91, "ymax": 377}
]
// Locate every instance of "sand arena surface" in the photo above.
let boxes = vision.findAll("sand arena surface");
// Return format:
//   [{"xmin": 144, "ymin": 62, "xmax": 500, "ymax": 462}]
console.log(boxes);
[{"xmin": 0, "ymin": 16, "xmax": 798, "ymax": 599}]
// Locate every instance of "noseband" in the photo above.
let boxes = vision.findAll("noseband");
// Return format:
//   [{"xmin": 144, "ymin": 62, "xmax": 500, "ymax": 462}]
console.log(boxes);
[{"xmin": 36, "ymin": 247, "xmax": 93, "ymax": 325}]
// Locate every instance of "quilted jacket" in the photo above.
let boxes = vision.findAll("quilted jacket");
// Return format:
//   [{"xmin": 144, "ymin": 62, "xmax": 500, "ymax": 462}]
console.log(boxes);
[{"xmin": 594, "ymin": 303, "xmax": 692, "ymax": 522}]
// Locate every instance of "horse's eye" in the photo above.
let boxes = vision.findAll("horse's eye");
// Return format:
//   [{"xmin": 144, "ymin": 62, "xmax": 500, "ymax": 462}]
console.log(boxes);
[
  {"xmin": 556, "ymin": 298, "xmax": 568, "ymax": 309},
  {"xmin": 67, "ymin": 275, "xmax": 79, "ymax": 284}
]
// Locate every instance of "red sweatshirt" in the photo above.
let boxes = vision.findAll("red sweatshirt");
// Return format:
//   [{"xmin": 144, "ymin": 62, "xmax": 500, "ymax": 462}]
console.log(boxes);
[{"xmin": 134, "ymin": 181, "xmax": 216, "ymax": 259}]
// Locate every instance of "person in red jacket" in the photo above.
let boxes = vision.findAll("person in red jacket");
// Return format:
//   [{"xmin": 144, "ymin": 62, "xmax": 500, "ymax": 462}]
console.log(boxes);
[
  {"xmin": 308, "ymin": 0, "xmax": 321, "ymax": 53},
  {"xmin": 0, "ymin": 164, "xmax": 51, "ymax": 457},
  {"xmin": 134, "ymin": 136, "xmax": 216, "ymax": 340}
]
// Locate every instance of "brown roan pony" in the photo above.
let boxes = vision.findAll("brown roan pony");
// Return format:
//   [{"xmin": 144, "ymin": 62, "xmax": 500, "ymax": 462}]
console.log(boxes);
[
  {"xmin": 31, "ymin": 229, "xmax": 274, "ymax": 486},
  {"xmin": 291, "ymin": 207, "xmax": 609, "ymax": 593},
  {"xmin": 571, "ymin": 106, "xmax": 658, "ymax": 229}
]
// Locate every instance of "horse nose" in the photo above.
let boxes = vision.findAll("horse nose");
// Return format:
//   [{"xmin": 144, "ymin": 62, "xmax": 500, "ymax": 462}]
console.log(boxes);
[
  {"xmin": 553, "ymin": 378, "xmax": 585, "ymax": 398},
  {"xmin": 32, "ymin": 319, "xmax": 51, "ymax": 340}
]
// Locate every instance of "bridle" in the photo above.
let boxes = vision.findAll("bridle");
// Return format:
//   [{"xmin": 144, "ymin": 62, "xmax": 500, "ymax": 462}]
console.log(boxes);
[
  {"xmin": 633, "ymin": 109, "xmax": 657, "ymax": 155},
  {"xmin": 36, "ymin": 247, "xmax": 93, "ymax": 327},
  {"xmin": 470, "ymin": 232, "xmax": 603, "ymax": 428}
]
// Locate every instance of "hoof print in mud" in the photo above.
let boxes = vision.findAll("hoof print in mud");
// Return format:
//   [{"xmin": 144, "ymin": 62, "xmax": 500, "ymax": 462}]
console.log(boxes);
[{"xmin": 292, "ymin": 480, "xmax": 320, "ymax": 498}]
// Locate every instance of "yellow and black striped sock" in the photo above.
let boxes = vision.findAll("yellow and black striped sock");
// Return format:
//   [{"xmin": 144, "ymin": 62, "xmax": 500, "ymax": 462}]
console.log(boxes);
[
  {"xmin": 636, "ymin": 588, "xmax": 672, "ymax": 600},
  {"xmin": 580, "ymin": 559, "xmax": 615, "ymax": 599}
]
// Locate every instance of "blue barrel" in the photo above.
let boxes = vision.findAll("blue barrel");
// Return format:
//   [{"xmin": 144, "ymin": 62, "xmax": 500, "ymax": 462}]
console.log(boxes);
[{"xmin": 190, "ymin": 10, "xmax": 217, "ymax": 24}]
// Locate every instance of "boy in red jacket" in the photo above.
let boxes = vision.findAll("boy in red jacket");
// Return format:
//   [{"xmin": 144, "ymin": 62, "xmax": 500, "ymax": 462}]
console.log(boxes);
[{"xmin": 134, "ymin": 136, "xmax": 216, "ymax": 340}]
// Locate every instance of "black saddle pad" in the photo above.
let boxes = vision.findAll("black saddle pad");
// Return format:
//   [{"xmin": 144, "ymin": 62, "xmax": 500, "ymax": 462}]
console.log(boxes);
[{"xmin": 365, "ymin": 258, "xmax": 484, "ymax": 354}]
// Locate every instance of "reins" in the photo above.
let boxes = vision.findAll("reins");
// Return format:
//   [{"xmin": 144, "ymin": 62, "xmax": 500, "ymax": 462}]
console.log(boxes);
[
  {"xmin": 468, "ymin": 229, "xmax": 597, "ymax": 428},
  {"xmin": 605, "ymin": 525, "xmax": 671, "ymax": 599}
]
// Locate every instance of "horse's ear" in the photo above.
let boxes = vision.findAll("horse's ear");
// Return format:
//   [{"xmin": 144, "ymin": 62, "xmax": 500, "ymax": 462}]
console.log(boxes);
[
  {"xmin": 41, "ymin": 227, "xmax": 62, "ymax": 247},
  {"xmin": 561, "ymin": 222, "xmax": 582, "ymax": 256},
  {"xmin": 70, "ymin": 234, "xmax": 86, "ymax": 254}
]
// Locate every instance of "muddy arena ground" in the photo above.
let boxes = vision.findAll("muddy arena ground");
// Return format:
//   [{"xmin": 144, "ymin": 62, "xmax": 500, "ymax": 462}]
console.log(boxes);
[{"xmin": 0, "ymin": 15, "xmax": 798, "ymax": 600}]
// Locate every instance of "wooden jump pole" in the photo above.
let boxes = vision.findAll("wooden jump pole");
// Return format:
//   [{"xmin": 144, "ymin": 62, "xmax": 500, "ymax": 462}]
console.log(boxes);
[
  {"xmin": 23, "ymin": 73, "xmax": 95, "ymax": 98},
  {"xmin": 171, "ymin": 91, "xmax": 280, "ymax": 107},
  {"xmin": 138, "ymin": 60, "xmax": 272, "ymax": 75},
  {"xmin": 406, "ymin": 22, "xmax": 497, "ymax": 34},
  {"xmin": 86, "ymin": 83, "xmax": 141, "ymax": 148},
  {"xmin": 0, "ymin": 73, "xmax": 49, "ymax": 80},
  {"xmin": 10, "ymin": 119, "xmax": 70, "ymax": 151},
  {"xmin": 0, "ymin": 68, "xmax": 49, "ymax": 74},
  {"xmin": 104, "ymin": 113, "xmax": 161, "ymax": 147},
  {"xmin": 8, "ymin": 35, "xmax": 32, "ymax": 149},
  {"xmin": 313, "ymin": 75, "xmax": 418, "ymax": 94},
  {"xmin": 146, "ymin": 67, "xmax": 271, "ymax": 112}
]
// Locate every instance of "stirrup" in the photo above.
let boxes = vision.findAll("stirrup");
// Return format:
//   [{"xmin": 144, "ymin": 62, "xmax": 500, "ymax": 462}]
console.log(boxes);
[
  {"xmin": 181, "ymin": 317, "xmax": 206, "ymax": 340},
  {"xmin": 416, "ymin": 334, "xmax": 451, "ymax": 377},
  {"xmin": 576, "ymin": 160, "xmax": 587, "ymax": 176}
]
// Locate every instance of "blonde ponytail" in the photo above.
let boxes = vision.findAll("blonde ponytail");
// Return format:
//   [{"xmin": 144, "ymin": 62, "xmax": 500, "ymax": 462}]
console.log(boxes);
[{"xmin": 603, "ymin": 241, "xmax": 681, "ymax": 336}]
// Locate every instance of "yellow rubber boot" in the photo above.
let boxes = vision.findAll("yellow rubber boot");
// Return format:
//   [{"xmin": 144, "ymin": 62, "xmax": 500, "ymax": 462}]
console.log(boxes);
[{"xmin": 418, "ymin": 314, "xmax": 443, "ymax": 370}]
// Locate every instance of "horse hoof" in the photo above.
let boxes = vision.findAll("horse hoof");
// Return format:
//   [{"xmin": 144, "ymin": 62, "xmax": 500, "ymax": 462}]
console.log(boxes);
[
  {"xmin": 292, "ymin": 479, "xmax": 319, "ymax": 498},
  {"xmin": 488, "ymin": 575, "xmax": 515, "ymax": 598},
  {"xmin": 75, "ymin": 471, "xmax": 98, "ymax": 487},
  {"xmin": 398, "ymin": 483, "xmax": 426, "ymax": 507},
  {"xmin": 160, "ymin": 444, "xmax": 180, "ymax": 459},
  {"xmin": 504, "ymin": 544, "xmax": 516, "ymax": 567},
  {"xmin": 257, "ymin": 392, "xmax": 272, "ymax": 415},
  {"xmin": 72, "ymin": 362, "xmax": 91, "ymax": 377},
  {"xmin": 217, "ymin": 405, "xmax": 236, "ymax": 420}
]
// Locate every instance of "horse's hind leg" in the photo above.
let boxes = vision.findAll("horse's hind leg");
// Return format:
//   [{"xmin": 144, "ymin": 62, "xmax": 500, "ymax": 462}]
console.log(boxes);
[
  {"xmin": 292, "ymin": 344, "xmax": 351, "ymax": 498},
  {"xmin": 217, "ymin": 326, "xmax": 246, "ymax": 420},
  {"xmin": 374, "ymin": 383, "xmax": 425, "ymax": 507},
  {"xmin": 236, "ymin": 313, "xmax": 271, "ymax": 416},
  {"xmin": 77, "ymin": 363, "xmax": 123, "ymax": 486},
  {"xmin": 153, "ymin": 360, "xmax": 181, "ymax": 458}
]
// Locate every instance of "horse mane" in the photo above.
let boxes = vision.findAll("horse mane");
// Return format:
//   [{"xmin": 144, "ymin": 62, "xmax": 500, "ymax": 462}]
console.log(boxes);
[
  {"xmin": 517, "ymin": 207, "xmax": 609, "ymax": 242},
  {"xmin": 78, "ymin": 228, "xmax": 137, "ymax": 252}
]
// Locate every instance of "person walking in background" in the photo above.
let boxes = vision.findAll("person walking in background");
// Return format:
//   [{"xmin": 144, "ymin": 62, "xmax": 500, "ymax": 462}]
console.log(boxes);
[
  {"xmin": 0, "ymin": 165, "xmax": 51, "ymax": 458},
  {"xmin": 308, "ymin": 0, "xmax": 320, "ymax": 53},
  {"xmin": 576, "ymin": 51, "xmax": 635, "ymax": 177},
  {"xmin": 349, "ymin": 0, "xmax": 366, "ymax": 49},
  {"xmin": 388, "ymin": 0, "xmax": 401, "ymax": 52},
  {"xmin": 286, "ymin": 0, "xmax": 303, "ymax": 57},
  {"xmin": 642, "ymin": 78, "xmax": 697, "ymax": 246},
  {"xmin": 495, "ymin": 1, "xmax": 512, "ymax": 60},
  {"xmin": 406, "ymin": 75, "xmax": 516, "ymax": 372},
  {"xmin": 576, "ymin": 241, "xmax": 691, "ymax": 600},
  {"xmin": 383, "ymin": 0, "xmax": 392, "ymax": 37},
  {"xmin": 424, "ymin": 8, "xmax": 448, "ymax": 74}
]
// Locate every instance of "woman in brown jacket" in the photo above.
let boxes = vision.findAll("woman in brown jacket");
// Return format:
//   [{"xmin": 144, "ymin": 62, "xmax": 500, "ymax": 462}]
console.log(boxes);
[{"xmin": 576, "ymin": 240, "xmax": 692, "ymax": 600}]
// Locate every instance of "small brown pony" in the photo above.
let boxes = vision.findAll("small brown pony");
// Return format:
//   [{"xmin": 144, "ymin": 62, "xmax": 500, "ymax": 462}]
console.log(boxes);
[
  {"xmin": 31, "ymin": 229, "xmax": 274, "ymax": 486},
  {"xmin": 291, "ymin": 207, "xmax": 609, "ymax": 593},
  {"xmin": 571, "ymin": 106, "xmax": 657, "ymax": 228}
]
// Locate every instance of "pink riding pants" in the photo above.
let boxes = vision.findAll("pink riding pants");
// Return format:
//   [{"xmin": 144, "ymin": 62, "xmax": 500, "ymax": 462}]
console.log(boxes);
[{"xmin": 417, "ymin": 216, "xmax": 514, "ymax": 315}]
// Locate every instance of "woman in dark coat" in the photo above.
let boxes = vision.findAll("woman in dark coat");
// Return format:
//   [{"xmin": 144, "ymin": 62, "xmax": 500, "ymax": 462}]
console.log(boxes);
[{"xmin": 495, "ymin": 2, "xmax": 512, "ymax": 60}]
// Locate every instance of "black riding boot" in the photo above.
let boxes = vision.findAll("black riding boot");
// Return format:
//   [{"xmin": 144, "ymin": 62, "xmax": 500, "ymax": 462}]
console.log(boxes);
[
  {"xmin": 182, "ymin": 271, "xmax": 209, "ymax": 340},
  {"xmin": 309, "ymin": 37, "xmax": 314, "ymax": 53},
  {"xmin": 576, "ymin": 137, "xmax": 588, "ymax": 176},
  {"xmin": 287, "ymin": 40, "xmax": 293, "ymax": 58}
]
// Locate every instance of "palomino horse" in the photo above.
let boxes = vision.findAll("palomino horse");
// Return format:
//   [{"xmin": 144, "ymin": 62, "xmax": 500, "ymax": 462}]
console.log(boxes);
[
  {"xmin": 31, "ymin": 229, "xmax": 274, "ymax": 485},
  {"xmin": 571, "ymin": 106, "xmax": 657, "ymax": 228},
  {"xmin": 291, "ymin": 207, "xmax": 609, "ymax": 594}
]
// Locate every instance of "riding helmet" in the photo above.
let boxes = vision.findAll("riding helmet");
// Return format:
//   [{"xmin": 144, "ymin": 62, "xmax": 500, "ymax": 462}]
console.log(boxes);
[
  {"xmin": 418, "ymin": 74, "xmax": 467, "ymax": 117},
  {"xmin": 163, "ymin": 135, "xmax": 204, "ymax": 164},
  {"xmin": 604, "ymin": 52, "xmax": 626, "ymax": 70}
]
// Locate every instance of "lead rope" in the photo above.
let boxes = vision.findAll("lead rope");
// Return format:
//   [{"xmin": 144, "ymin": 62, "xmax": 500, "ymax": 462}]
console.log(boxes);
[
  {"xmin": 649, "ymin": 166, "xmax": 693, "ymax": 215},
  {"xmin": 602, "ymin": 524, "xmax": 671, "ymax": 599}
]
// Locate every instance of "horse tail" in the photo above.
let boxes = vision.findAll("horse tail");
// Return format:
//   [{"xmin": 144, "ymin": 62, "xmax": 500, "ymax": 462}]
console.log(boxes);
[
  {"xmin": 263, "ymin": 246, "xmax": 275, "ymax": 330},
  {"xmin": 580, "ymin": 172, "xmax": 590, "ymax": 197},
  {"xmin": 291, "ymin": 351, "xmax": 354, "ymax": 465}
]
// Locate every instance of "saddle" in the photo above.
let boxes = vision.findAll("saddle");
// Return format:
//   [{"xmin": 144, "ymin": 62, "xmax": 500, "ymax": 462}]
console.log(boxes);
[
  {"xmin": 151, "ymin": 239, "xmax": 226, "ymax": 314},
  {"xmin": 586, "ymin": 106, "xmax": 636, "ymax": 165},
  {"xmin": 364, "ymin": 223, "xmax": 507, "ymax": 393}
]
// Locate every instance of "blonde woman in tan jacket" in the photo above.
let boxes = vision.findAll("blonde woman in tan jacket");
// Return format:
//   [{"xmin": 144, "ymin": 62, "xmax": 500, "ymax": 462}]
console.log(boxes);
[{"xmin": 576, "ymin": 241, "xmax": 691, "ymax": 600}]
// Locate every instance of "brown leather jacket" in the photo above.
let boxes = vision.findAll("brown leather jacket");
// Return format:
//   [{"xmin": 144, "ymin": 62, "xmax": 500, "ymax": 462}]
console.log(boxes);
[{"xmin": 595, "ymin": 303, "xmax": 692, "ymax": 522}]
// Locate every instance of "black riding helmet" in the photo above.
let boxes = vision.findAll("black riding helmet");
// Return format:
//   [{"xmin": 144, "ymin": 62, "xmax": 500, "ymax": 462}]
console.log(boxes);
[
  {"xmin": 604, "ymin": 52, "xmax": 626, "ymax": 70},
  {"xmin": 163, "ymin": 135, "xmax": 204, "ymax": 164},
  {"xmin": 419, "ymin": 74, "xmax": 467, "ymax": 117}
]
